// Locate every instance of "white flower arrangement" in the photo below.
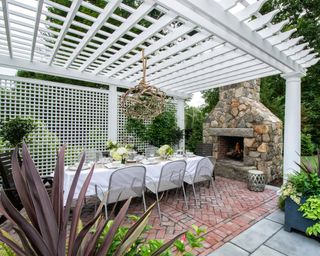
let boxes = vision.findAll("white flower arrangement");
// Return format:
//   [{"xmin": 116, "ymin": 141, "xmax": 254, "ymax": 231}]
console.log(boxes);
[
  {"xmin": 157, "ymin": 145, "xmax": 174, "ymax": 158},
  {"xmin": 110, "ymin": 147, "xmax": 128, "ymax": 161}
]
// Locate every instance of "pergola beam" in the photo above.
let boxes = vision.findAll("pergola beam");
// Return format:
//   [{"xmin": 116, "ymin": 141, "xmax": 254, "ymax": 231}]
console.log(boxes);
[
  {"xmin": 155, "ymin": 0, "xmax": 305, "ymax": 74},
  {"xmin": 48, "ymin": 0, "xmax": 83, "ymax": 65},
  {"xmin": 79, "ymin": 1, "xmax": 155, "ymax": 72},
  {"xmin": 93, "ymin": 12, "xmax": 177, "ymax": 75},
  {"xmin": 30, "ymin": 0, "xmax": 44, "ymax": 62},
  {"xmin": 64, "ymin": 0, "xmax": 121, "ymax": 69},
  {"xmin": 1, "ymin": 0, "xmax": 12, "ymax": 58},
  {"xmin": 0, "ymin": 55, "xmax": 189, "ymax": 98}
]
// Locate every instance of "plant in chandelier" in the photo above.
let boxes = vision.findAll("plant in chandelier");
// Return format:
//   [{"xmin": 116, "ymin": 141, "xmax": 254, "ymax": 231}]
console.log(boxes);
[{"xmin": 120, "ymin": 50, "xmax": 166, "ymax": 120}]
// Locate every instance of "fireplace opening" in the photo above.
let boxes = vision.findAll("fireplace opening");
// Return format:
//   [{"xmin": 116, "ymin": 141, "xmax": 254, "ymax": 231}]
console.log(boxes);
[{"xmin": 218, "ymin": 136, "xmax": 244, "ymax": 161}]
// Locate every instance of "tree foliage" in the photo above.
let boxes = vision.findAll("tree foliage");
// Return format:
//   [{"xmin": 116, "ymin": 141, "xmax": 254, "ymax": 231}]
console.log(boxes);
[{"xmin": 260, "ymin": 0, "xmax": 320, "ymax": 149}]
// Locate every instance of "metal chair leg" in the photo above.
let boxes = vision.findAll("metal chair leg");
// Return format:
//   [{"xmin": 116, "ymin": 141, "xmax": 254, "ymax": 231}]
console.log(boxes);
[
  {"xmin": 192, "ymin": 183, "xmax": 198, "ymax": 205},
  {"xmin": 182, "ymin": 184, "xmax": 188, "ymax": 210},
  {"xmin": 104, "ymin": 203, "xmax": 108, "ymax": 219},
  {"xmin": 142, "ymin": 191, "xmax": 147, "ymax": 212},
  {"xmin": 211, "ymin": 177, "xmax": 215, "ymax": 190},
  {"xmin": 155, "ymin": 192, "xmax": 162, "ymax": 223}
]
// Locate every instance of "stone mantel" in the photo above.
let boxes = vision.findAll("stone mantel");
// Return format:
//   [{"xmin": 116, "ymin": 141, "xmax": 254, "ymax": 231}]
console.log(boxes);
[{"xmin": 208, "ymin": 128, "xmax": 254, "ymax": 137}]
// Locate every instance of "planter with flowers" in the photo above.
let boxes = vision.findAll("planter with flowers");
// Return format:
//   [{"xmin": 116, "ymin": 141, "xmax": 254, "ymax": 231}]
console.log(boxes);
[
  {"xmin": 280, "ymin": 152, "xmax": 320, "ymax": 237},
  {"xmin": 157, "ymin": 144, "xmax": 174, "ymax": 159}
]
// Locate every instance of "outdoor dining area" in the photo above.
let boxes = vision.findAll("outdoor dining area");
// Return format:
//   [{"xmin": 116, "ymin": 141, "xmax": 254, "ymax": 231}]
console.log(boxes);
[{"xmin": 0, "ymin": 0, "xmax": 319, "ymax": 255}]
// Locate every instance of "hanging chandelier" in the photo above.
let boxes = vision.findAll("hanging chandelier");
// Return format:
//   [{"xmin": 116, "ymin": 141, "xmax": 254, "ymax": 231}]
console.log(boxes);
[{"xmin": 120, "ymin": 50, "xmax": 166, "ymax": 120}]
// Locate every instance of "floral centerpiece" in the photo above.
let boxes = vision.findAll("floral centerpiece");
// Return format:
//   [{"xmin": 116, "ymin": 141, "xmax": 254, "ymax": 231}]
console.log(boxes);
[
  {"xmin": 158, "ymin": 144, "xmax": 174, "ymax": 159},
  {"xmin": 280, "ymin": 152, "xmax": 320, "ymax": 237},
  {"xmin": 106, "ymin": 140, "xmax": 118, "ymax": 150},
  {"xmin": 110, "ymin": 147, "xmax": 128, "ymax": 164}
]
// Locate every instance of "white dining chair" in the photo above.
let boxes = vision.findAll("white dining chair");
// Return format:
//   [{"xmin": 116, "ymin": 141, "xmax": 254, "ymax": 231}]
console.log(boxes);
[
  {"xmin": 95, "ymin": 165, "xmax": 146, "ymax": 218},
  {"xmin": 146, "ymin": 160, "xmax": 188, "ymax": 222},
  {"xmin": 184, "ymin": 157, "xmax": 215, "ymax": 205}
]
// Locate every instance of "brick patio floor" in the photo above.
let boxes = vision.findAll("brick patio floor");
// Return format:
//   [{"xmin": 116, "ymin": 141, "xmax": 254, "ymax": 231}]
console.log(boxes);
[{"xmin": 81, "ymin": 176, "xmax": 279, "ymax": 255}]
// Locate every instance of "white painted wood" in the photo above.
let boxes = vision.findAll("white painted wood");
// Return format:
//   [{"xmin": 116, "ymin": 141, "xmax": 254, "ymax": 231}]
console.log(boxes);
[
  {"xmin": 145, "ymin": 41, "xmax": 229, "ymax": 82},
  {"xmin": 108, "ymin": 85, "xmax": 118, "ymax": 141},
  {"xmin": 276, "ymin": 36, "xmax": 304, "ymax": 51},
  {"xmin": 158, "ymin": 54, "xmax": 253, "ymax": 87},
  {"xmin": 247, "ymin": 9, "xmax": 280, "ymax": 31},
  {"xmin": 219, "ymin": 0, "xmax": 240, "ymax": 11},
  {"xmin": 1, "ymin": 0, "xmax": 12, "ymax": 58},
  {"xmin": 290, "ymin": 49, "xmax": 313, "ymax": 61},
  {"xmin": 155, "ymin": 0, "xmax": 303, "ymax": 74},
  {"xmin": 64, "ymin": 0, "xmax": 121, "ymax": 68},
  {"xmin": 78, "ymin": 1, "xmax": 155, "ymax": 72},
  {"xmin": 48, "ymin": 0, "xmax": 83, "ymax": 65},
  {"xmin": 283, "ymin": 43, "xmax": 309, "ymax": 56},
  {"xmin": 122, "ymin": 32, "xmax": 210, "ymax": 80},
  {"xmin": 104, "ymin": 23, "xmax": 197, "ymax": 77},
  {"xmin": 258, "ymin": 20, "xmax": 289, "ymax": 39},
  {"xmin": 30, "ymin": 0, "xmax": 44, "ymax": 62},
  {"xmin": 281, "ymin": 72, "xmax": 303, "ymax": 180},
  {"xmin": 297, "ymin": 53, "xmax": 318, "ymax": 64},
  {"xmin": 93, "ymin": 12, "xmax": 177, "ymax": 74},
  {"xmin": 162, "ymin": 58, "xmax": 260, "ymax": 90},
  {"xmin": 185, "ymin": 70, "xmax": 281, "ymax": 93},
  {"xmin": 177, "ymin": 64, "xmax": 270, "ymax": 91},
  {"xmin": 176, "ymin": 98, "xmax": 185, "ymax": 150},
  {"xmin": 234, "ymin": 0, "xmax": 268, "ymax": 21},
  {"xmin": 267, "ymin": 29, "xmax": 297, "ymax": 46},
  {"xmin": 302, "ymin": 58, "xmax": 319, "ymax": 68}
]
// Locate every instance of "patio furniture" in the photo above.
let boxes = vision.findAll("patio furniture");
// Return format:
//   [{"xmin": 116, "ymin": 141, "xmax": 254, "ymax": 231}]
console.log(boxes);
[
  {"xmin": 247, "ymin": 170, "xmax": 266, "ymax": 192},
  {"xmin": 184, "ymin": 157, "xmax": 215, "ymax": 205},
  {"xmin": 195, "ymin": 143, "xmax": 213, "ymax": 157},
  {"xmin": 95, "ymin": 165, "xmax": 146, "ymax": 218},
  {"xmin": 145, "ymin": 160, "xmax": 188, "ymax": 222}
]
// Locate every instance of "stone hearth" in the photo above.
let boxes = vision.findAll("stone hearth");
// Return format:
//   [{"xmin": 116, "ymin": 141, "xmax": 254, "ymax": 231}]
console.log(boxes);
[{"xmin": 203, "ymin": 80, "xmax": 283, "ymax": 182}]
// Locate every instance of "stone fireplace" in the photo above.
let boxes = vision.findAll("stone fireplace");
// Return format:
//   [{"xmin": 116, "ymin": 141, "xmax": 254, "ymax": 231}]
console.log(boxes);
[{"xmin": 203, "ymin": 80, "xmax": 282, "ymax": 182}]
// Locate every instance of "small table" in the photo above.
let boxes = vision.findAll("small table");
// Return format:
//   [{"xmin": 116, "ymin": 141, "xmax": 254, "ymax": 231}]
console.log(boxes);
[{"xmin": 247, "ymin": 170, "xmax": 266, "ymax": 192}]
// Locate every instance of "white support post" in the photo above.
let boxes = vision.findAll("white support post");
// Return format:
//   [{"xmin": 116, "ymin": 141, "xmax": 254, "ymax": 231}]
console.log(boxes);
[
  {"xmin": 281, "ymin": 72, "xmax": 303, "ymax": 180},
  {"xmin": 108, "ymin": 85, "xmax": 118, "ymax": 141},
  {"xmin": 176, "ymin": 98, "xmax": 185, "ymax": 151}
]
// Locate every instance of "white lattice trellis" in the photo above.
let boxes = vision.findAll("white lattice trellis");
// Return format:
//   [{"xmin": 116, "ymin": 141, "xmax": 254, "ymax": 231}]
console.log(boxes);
[{"xmin": 0, "ymin": 76, "xmax": 109, "ymax": 175}]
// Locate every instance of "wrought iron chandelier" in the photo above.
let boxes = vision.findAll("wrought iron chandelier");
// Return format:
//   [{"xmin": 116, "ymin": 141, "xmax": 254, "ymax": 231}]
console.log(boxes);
[{"xmin": 120, "ymin": 50, "xmax": 166, "ymax": 120}]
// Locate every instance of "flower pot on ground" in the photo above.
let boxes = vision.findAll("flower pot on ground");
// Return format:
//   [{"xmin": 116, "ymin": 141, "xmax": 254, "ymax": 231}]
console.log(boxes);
[
  {"xmin": 280, "ymin": 150, "xmax": 320, "ymax": 238},
  {"xmin": 284, "ymin": 197, "xmax": 318, "ymax": 236}
]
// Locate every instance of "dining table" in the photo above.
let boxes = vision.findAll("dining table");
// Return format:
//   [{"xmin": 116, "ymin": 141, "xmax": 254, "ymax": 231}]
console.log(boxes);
[{"xmin": 63, "ymin": 155, "xmax": 207, "ymax": 205}]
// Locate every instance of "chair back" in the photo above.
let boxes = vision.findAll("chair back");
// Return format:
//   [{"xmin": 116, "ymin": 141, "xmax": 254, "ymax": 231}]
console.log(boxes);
[
  {"xmin": 193, "ymin": 157, "xmax": 215, "ymax": 183},
  {"xmin": 158, "ymin": 160, "xmax": 186, "ymax": 192},
  {"xmin": 107, "ymin": 165, "xmax": 146, "ymax": 204},
  {"xmin": 0, "ymin": 152, "xmax": 14, "ymax": 189},
  {"xmin": 195, "ymin": 143, "xmax": 213, "ymax": 156}
]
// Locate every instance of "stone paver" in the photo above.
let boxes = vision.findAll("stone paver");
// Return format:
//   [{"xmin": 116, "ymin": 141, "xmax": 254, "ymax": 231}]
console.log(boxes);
[
  {"xmin": 265, "ymin": 209, "xmax": 284, "ymax": 224},
  {"xmin": 207, "ymin": 242, "xmax": 249, "ymax": 256},
  {"xmin": 251, "ymin": 245, "xmax": 286, "ymax": 256},
  {"xmin": 79, "ymin": 176, "xmax": 278, "ymax": 255},
  {"xmin": 231, "ymin": 219, "xmax": 282, "ymax": 252},
  {"xmin": 265, "ymin": 229, "xmax": 320, "ymax": 256}
]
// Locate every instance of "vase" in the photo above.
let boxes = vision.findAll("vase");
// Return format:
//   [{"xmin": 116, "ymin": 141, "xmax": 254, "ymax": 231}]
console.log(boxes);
[
  {"xmin": 284, "ymin": 197, "xmax": 319, "ymax": 239},
  {"xmin": 121, "ymin": 158, "xmax": 126, "ymax": 164}
]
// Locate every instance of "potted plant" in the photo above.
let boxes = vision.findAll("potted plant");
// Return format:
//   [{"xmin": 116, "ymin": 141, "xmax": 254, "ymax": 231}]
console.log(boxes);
[
  {"xmin": 0, "ymin": 117, "xmax": 36, "ymax": 148},
  {"xmin": 280, "ymin": 151, "xmax": 320, "ymax": 237}
]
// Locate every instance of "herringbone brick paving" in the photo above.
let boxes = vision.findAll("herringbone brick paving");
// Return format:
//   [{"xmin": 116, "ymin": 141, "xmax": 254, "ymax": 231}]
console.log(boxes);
[{"xmin": 81, "ymin": 176, "xmax": 278, "ymax": 255}]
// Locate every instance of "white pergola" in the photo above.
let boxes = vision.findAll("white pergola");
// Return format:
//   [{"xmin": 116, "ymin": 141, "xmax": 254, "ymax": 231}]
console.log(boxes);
[{"xmin": 0, "ymin": 0, "xmax": 319, "ymax": 178}]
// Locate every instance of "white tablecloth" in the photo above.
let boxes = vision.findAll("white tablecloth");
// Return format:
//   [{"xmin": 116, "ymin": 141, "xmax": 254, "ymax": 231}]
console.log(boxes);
[{"xmin": 63, "ymin": 156, "xmax": 204, "ymax": 204}]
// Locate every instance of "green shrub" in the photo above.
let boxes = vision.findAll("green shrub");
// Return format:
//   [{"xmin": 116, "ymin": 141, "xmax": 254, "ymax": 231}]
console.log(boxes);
[
  {"xmin": 301, "ymin": 132, "xmax": 315, "ymax": 156},
  {"xmin": 0, "ymin": 117, "xmax": 36, "ymax": 147}
]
